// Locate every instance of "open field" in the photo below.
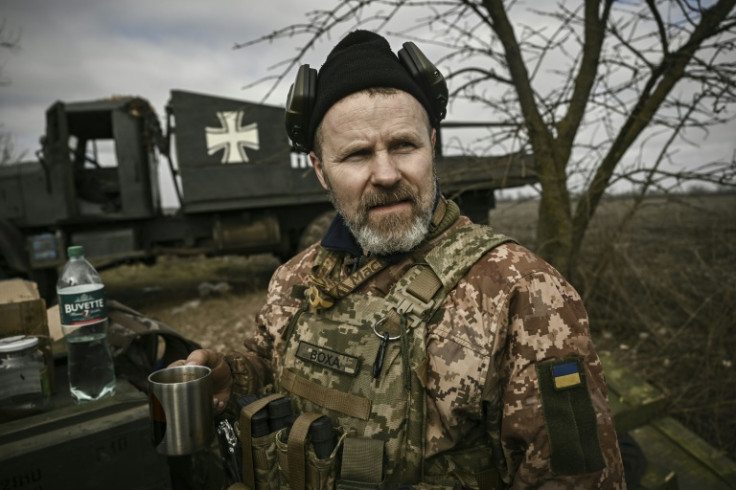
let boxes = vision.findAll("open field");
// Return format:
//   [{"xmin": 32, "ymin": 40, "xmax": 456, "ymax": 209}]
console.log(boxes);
[
  {"xmin": 492, "ymin": 192, "xmax": 736, "ymax": 461},
  {"xmin": 102, "ymin": 192, "xmax": 736, "ymax": 461}
]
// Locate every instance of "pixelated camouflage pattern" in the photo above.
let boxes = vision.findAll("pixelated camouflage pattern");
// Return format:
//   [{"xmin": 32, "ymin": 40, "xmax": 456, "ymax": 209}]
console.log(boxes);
[
  {"xmin": 275, "ymin": 429, "xmax": 344, "ymax": 490},
  {"xmin": 234, "ymin": 211, "xmax": 625, "ymax": 489},
  {"xmin": 250, "ymin": 432, "xmax": 279, "ymax": 489},
  {"xmin": 267, "ymin": 224, "xmax": 507, "ymax": 488},
  {"xmin": 275, "ymin": 263, "xmax": 429, "ymax": 486}
]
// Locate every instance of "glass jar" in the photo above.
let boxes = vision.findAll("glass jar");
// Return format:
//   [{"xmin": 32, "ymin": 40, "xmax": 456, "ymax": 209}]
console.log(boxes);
[{"xmin": 0, "ymin": 335, "xmax": 51, "ymax": 421}]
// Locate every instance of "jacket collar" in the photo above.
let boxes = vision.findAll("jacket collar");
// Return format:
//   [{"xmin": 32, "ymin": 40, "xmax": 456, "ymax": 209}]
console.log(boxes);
[{"xmin": 321, "ymin": 213, "xmax": 363, "ymax": 257}]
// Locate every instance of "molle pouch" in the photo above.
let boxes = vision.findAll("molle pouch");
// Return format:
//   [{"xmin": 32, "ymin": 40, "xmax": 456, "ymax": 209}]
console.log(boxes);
[
  {"xmin": 336, "ymin": 437, "xmax": 387, "ymax": 490},
  {"xmin": 275, "ymin": 412, "xmax": 345, "ymax": 490},
  {"xmin": 275, "ymin": 430, "xmax": 290, "ymax": 490},
  {"xmin": 251, "ymin": 432, "xmax": 279, "ymax": 490},
  {"xmin": 277, "ymin": 293, "xmax": 426, "ymax": 488},
  {"xmin": 240, "ymin": 394, "xmax": 288, "ymax": 490}
]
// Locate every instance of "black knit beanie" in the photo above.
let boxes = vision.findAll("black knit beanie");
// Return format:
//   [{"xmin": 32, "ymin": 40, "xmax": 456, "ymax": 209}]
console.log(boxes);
[{"xmin": 308, "ymin": 30, "xmax": 436, "ymax": 150}]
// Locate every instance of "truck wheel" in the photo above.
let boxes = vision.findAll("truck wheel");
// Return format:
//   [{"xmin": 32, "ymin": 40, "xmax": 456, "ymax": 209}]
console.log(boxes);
[{"xmin": 298, "ymin": 210, "xmax": 336, "ymax": 252}]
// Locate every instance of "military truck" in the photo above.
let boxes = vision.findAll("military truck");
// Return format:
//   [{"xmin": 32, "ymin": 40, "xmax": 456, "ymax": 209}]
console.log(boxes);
[{"xmin": 0, "ymin": 90, "xmax": 536, "ymax": 300}]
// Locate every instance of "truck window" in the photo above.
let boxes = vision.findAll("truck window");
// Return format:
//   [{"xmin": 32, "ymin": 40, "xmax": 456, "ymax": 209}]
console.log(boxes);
[{"xmin": 73, "ymin": 137, "xmax": 121, "ymax": 214}]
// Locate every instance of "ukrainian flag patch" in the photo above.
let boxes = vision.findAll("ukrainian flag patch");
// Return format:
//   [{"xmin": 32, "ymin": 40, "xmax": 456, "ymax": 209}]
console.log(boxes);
[
  {"xmin": 536, "ymin": 357, "xmax": 605, "ymax": 474},
  {"xmin": 552, "ymin": 360, "xmax": 582, "ymax": 390}
]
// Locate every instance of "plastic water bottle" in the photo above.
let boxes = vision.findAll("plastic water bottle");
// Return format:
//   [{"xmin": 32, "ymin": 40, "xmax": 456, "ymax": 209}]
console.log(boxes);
[{"xmin": 57, "ymin": 245, "xmax": 116, "ymax": 402}]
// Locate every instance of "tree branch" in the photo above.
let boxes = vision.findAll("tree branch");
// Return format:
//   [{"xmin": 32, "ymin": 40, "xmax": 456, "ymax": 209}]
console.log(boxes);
[
  {"xmin": 556, "ymin": 0, "xmax": 613, "ymax": 151},
  {"xmin": 448, "ymin": 66, "xmax": 513, "ymax": 86},
  {"xmin": 233, "ymin": 1, "xmax": 403, "ymax": 103},
  {"xmin": 646, "ymin": 0, "xmax": 670, "ymax": 54},
  {"xmin": 482, "ymin": 0, "xmax": 554, "ymax": 156},
  {"xmin": 572, "ymin": 0, "xmax": 736, "ymax": 256}
]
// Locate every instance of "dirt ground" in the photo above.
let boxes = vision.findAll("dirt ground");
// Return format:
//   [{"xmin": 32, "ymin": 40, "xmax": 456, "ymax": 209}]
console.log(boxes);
[{"xmin": 102, "ymin": 253, "xmax": 282, "ymax": 353}]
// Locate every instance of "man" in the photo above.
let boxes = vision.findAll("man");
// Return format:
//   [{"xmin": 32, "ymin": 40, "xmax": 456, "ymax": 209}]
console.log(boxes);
[{"xmin": 181, "ymin": 30, "xmax": 625, "ymax": 488}]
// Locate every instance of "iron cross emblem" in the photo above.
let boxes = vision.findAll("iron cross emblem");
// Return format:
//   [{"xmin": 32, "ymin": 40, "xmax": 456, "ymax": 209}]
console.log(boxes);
[{"xmin": 205, "ymin": 111, "xmax": 260, "ymax": 163}]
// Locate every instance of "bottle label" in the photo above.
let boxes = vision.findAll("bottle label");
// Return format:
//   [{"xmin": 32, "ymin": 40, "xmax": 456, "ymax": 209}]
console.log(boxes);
[{"xmin": 58, "ymin": 286, "xmax": 107, "ymax": 326}]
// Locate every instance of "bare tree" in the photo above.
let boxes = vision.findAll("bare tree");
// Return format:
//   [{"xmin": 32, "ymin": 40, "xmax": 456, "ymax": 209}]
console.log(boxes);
[
  {"xmin": 1, "ymin": 19, "xmax": 21, "ymax": 165},
  {"xmin": 236, "ymin": 0, "xmax": 736, "ymax": 278}
]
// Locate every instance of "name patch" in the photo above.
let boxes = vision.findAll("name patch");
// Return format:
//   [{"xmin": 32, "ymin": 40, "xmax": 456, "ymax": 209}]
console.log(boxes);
[{"xmin": 296, "ymin": 341, "xmax": 360, "ymax": 376}]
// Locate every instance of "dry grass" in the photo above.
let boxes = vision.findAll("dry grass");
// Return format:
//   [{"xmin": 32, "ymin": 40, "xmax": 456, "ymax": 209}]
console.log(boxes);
[
  {"xmin": 102, "ymin": 254, "xmax": 279, "ymax": 352},
  {"xmin": 491, "ymin": 193, "xmax": 736, "ymax": 461}
]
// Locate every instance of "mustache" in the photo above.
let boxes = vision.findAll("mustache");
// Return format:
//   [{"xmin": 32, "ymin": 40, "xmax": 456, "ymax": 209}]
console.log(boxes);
[{"xmin": 360, "ymin": 185, "xmax": 417, "ymax": 211}]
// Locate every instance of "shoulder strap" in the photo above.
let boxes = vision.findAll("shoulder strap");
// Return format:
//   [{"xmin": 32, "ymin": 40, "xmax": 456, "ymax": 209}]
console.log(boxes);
[
  {"xmin": 386, "ymin": 224, "xmax": 515, "ymax": 322},
  {"xmin": 425, "ymin": 224, "xmax": 515, "ymax": 292}
]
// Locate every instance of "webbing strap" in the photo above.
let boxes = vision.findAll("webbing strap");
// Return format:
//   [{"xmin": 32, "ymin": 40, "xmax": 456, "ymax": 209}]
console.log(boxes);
[
  {"xmin": 240, "ymin": 393, "xmax": 284, "ymax": 490},
  {"xmin": 287, "ymin": 412, "xmax": 324, "ymax": 490},
  {"xmin": 429, "ymin": 196, "xmax": 447, "ymax": 230},
  {"xmin": 341, "ymin": 437, "xmax": 385, "ymax": 483},
  {"xmin": 385, "ymin": 224, "xmax": 515, "ymax": 328},
  {"xmin": 309, "ymin": 253, "xmax": 387, "ymax": 308},
  {"xmin": 281, "ymin": 369, "xmax": 372, "ymax": 420},
  {"xmin": 424, "ymin": 224, "xmax": 515, "ymax": 290},
  {"xmin": 405, "ymin": 266, "xmax": 442, "ymax": 303}
]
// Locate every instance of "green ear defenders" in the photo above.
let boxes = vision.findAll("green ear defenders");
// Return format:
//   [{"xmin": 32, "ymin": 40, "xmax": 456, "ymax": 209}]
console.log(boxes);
[{"xmin": 284, "ymin": 41, "xmax": 448, "ymax": 153}]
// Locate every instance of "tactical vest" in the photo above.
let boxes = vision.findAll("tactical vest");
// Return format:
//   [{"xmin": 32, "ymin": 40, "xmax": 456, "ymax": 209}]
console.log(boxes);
[{"xmin": 238, "ymin": 223, "xmax": 514, "ymax": 490}]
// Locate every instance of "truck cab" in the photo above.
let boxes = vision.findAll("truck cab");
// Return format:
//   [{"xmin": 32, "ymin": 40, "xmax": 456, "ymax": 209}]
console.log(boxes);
[
  {"xmin": 0, "ymin": 98, "xmax": 164, "ymax": 297},
  {"xmin": 2, "ymin": 98, "xmax": 162, "ymax": 226}
]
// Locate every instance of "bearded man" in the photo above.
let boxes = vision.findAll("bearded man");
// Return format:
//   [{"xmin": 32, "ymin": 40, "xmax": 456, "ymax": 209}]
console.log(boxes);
[{"xmin": 178, "ymin": 30, "xmax": 625, "ymax": 489}]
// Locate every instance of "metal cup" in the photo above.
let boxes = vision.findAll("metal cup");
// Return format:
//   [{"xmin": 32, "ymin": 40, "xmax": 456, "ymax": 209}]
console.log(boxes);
[{"xmin": 148, "ymin": 365, "xmax": 214, "ymax": 455}]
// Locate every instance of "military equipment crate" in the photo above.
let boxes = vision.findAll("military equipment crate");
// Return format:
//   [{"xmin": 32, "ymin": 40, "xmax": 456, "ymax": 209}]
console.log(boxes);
[{"xmin": 0, "ymin": 369, "xmax": 171, "ymax": 489}]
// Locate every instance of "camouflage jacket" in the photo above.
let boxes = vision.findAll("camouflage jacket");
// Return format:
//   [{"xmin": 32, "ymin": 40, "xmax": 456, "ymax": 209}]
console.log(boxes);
[{"xmin": 226, "ymin": 207, "xmax": 625, "ymax": 489}]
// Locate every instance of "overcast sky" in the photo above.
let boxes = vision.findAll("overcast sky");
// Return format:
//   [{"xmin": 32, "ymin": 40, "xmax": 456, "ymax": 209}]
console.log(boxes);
[
  {"xmin": 2, "ymin": 0, "xmax": 337, "ymax": 158},
  {"xmin": 2, "ymin": 0, "xmax": 734, "ymax": 203}
]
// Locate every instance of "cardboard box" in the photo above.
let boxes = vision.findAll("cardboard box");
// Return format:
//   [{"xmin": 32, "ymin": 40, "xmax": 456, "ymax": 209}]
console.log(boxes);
[
  {"xmin": 0, "ymin": 279, "xmax": 48, "ymax": 338},
  {"xmin": 0, "ymin": 278, "xmax": 55, "ymax": 391}
]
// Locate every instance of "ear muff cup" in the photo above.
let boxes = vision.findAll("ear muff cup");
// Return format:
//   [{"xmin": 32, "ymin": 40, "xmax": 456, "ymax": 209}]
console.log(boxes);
[
  {"xmin": 397, "ymin": 42, "xmax": 448, "ymax": 121},
  {"xmin": 285, "ymin": 64, "xmax": 318, "ymax": 153}
]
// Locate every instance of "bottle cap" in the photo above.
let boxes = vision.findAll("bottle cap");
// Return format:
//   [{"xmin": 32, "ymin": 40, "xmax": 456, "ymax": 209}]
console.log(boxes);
[
  {"xmin": 67, "ymin": 245, "xmax": 85, "ymax": 258},
  {"xmin": 0, "ymin": 335, "xmax": 39, "ymax": 353}
]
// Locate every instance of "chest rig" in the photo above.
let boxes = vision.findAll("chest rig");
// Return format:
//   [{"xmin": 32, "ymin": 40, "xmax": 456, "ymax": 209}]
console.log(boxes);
[{"xmin": 275, "ymin": 218, "xmax": 514, "ymax": 489}]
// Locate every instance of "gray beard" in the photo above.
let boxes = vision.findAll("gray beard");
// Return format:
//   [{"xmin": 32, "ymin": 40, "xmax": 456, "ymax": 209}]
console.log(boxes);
[
  {"xmin": 327, "ymin": 180, "xmax": 436, "ymax": 256},
  {"xmin": 351, "ymin": 210, "xmax": 431, "ymax": 255}
]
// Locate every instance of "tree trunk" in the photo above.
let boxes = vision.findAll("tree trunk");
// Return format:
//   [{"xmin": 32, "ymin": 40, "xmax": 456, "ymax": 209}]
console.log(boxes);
[{"xmin": 535, "ymin": 152, "xmax": 574, "ymax": 278}]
